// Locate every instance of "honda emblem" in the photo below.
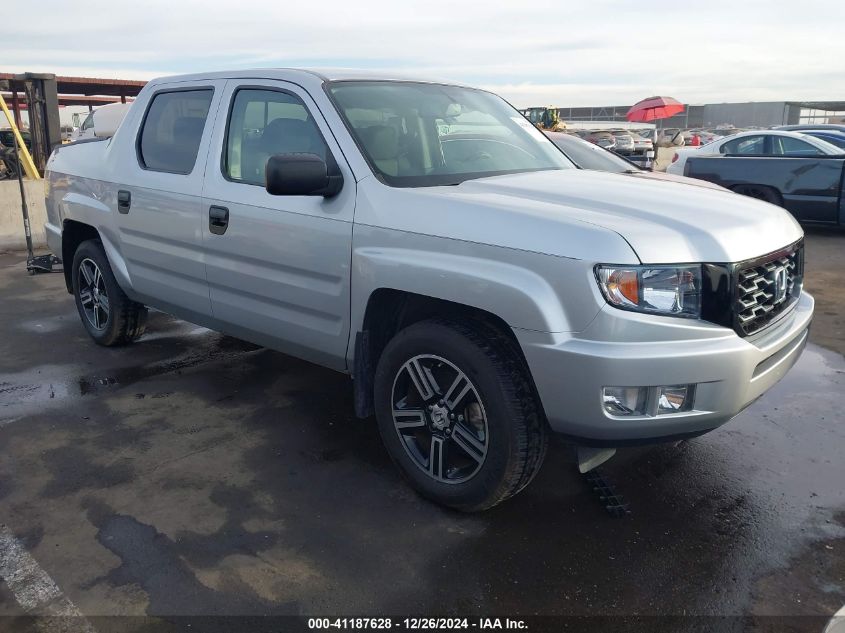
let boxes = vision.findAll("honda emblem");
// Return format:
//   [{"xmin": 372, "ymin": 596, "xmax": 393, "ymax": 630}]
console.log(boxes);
[{"xmin": 773, "ymin": 267, "xmax": 788, "ymax": 304}]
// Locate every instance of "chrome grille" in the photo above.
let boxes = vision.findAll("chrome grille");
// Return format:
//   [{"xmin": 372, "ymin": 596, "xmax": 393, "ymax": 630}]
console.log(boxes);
[{"xmin": 734, "ymin": 245, "xmax": 802, "ymax": 336}]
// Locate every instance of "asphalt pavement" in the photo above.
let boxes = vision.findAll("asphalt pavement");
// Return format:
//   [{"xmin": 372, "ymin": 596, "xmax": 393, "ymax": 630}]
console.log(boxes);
[{"xmin": 0, "ymin": 232, "xmax": 843, "ymax": 633}]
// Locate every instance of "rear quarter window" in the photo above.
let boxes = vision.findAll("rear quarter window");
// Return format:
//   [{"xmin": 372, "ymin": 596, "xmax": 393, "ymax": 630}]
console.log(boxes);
[{"xmin": 138, "ymin": 89, "xmax": 213, "ymax": 174}]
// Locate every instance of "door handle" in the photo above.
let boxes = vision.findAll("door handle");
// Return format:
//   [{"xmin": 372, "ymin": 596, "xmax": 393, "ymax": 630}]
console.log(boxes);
[
  {"xmin": 209, "ymin": 205, "xmax": 229, "ymax": 235},
  {"xmin": 117, "ymin": 190, "xmax": 131, "ymax": 214}
]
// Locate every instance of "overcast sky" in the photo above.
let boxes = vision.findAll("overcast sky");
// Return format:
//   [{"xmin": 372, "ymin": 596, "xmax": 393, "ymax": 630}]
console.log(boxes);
[{"xmin": 5, "ymin": 0, "xmax": 844, "ymax": 108}]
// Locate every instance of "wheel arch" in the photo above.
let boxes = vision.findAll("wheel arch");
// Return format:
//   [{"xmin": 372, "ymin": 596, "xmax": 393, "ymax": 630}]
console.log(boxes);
[
  {"xmin": 351, "ymin": 289, "xmax": 542, "ymax": 420},
  {"xmin": 61, "ymin": 219, "xmax": 100, "ymax": 293},
  {"xmin": 61, "ymin": 219, "xmax": 132, "ymax": 294},
  {"xmin": 730, "ymin": 183, "xmax": 784, "ymax": 207}
]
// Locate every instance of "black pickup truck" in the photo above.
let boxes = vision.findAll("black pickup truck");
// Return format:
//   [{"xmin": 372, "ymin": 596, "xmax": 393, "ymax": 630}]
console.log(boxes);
[{"xmin": 685, "ymin": 154, "xmax": 845, "ymax": 227}]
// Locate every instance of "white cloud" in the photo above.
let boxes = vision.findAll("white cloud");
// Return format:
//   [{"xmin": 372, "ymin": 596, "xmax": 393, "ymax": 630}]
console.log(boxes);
[{"xmin": 4, "ymin": 0, "xmax": 844, "ymax": 107}]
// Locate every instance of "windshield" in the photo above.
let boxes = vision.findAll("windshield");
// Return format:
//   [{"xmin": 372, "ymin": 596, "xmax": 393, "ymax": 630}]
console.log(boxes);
[
  {"xmin": 547, "ymin": 133, "xmax": 636, "ymax": 174},
  {"xmin": 328, "ymin": 81, "xmax": 573, "ymax": 187}
]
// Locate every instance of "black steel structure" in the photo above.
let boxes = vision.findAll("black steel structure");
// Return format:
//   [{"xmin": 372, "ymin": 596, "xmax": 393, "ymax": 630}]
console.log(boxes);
[{"xmin": 14, "ymin": 73, "xmax": 61, "ymax": 174}]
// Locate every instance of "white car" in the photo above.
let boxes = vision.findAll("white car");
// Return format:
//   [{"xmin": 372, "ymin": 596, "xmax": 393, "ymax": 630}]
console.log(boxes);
[
  {"xmin": 609, "ymin": 130, "xmax": 635, "ymax": 154},
  {"xmin": 69, "ymin": 111, "xmax": 94, "ymax": 142},
  {"xmin": 630, "ymin": 133, "xmax": 654, "ymax": 154},
  {"xmin": 656, "ymin": 128, "xmax": 684, "ymax": 147},
  {"xmin": 666, "ymin": 130, "xmax": 842, "ymax": 175},
  {"xmin": 698, "ymin": 130, "xmax": 724, "ymax": 145},
  {"xmin": 69, "ymin": 103, "xmax": 132, "ymax": 142}
]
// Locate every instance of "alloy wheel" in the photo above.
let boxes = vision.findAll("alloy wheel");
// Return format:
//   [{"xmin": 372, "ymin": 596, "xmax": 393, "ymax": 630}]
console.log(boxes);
[
  {"xmin": 78, "ymin": 258, "xmax": 110, "ymax": 330},
  {"xmin": 391, "ymin": 354, "xmax": 489, "ymax": 484}
]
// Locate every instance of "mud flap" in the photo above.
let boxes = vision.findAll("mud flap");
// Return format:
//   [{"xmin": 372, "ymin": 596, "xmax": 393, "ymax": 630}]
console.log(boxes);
[
  {"xmin": 577, "ymin": 446, "xmax": 616, "ymax": 473},
  {"xmin": 353, "ymin": 331, "xmax": 374, "ymax": 419}
]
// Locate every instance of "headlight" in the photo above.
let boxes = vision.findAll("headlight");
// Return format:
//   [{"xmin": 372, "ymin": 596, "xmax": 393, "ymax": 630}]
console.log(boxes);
[{"xmin": 595, "ymin": 264, "xmax": 702, "ymax": 317}]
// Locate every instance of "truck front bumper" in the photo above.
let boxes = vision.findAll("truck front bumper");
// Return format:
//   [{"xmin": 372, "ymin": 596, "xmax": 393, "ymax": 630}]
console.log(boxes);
[{"xmin": 517, "ymin": 291, "xmax": 814, "ymax": 445}]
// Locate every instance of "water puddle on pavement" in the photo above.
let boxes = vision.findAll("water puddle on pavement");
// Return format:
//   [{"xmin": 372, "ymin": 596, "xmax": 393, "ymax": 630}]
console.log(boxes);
[
  {"xmin": 17, "ymin": 315, "xmax": 73, "ymax": 334},
  {"xmin": 0, "ymin": 329, "xmax": 261, "ymax": 424}
]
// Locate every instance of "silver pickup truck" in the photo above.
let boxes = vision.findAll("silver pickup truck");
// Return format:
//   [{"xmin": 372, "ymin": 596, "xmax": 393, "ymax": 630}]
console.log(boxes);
[{"xmin": 45, "ymin": 70, "xmax": 813, "ymax": 510}]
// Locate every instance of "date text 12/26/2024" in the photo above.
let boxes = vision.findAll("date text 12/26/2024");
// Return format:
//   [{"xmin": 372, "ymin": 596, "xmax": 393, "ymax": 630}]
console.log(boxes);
[{"xmin": 308, "ymin": 618, "xmax": 528, "ymax": 630}]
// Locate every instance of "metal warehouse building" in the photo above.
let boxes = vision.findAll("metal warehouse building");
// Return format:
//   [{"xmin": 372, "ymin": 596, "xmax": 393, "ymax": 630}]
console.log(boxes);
[{"xmin": 556, "ymin": 101, "xmax": 845, "ymax": 129}]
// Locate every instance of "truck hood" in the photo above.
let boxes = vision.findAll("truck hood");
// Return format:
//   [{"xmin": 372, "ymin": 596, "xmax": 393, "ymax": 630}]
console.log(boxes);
[
  {"xmin": 624, "ymin": 169, "xmax": 728, "ymax": 192},
  {"xmin": 428, "ymin": 169, "xmax": 803, "ymax": 264}
]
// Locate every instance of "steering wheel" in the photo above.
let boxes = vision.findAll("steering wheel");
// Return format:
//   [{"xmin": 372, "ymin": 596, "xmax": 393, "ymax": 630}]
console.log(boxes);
[{"xmin": 462, "ymin": 150, "xmax": 493, "ymax": 163}]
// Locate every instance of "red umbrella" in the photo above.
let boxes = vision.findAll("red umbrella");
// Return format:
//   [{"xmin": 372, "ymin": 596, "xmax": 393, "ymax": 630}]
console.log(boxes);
[{"xmin": 626, "ymin": 96, "xmax": 684, "ymax": 122}]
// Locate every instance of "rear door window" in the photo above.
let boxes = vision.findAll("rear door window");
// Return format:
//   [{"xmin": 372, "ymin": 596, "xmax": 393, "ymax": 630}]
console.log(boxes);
[
  {"xmin": 771, "ymin": 136, "xmax": 824, "ymax": 156},
  {"xmin": 138, "ymin": 89, "xmax": 214, "ymax": 174}
]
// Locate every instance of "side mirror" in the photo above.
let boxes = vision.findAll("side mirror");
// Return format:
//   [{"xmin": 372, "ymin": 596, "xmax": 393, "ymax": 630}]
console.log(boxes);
[{"xmin": 265, "ymin": 153, "xmax": 343, "ymax": 197}]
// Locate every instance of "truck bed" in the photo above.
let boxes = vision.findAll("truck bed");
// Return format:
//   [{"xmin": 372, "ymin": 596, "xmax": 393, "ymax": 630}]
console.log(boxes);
[{"xmin": 684, "ymin": 154, "xmax": 845, "ymax": 226}]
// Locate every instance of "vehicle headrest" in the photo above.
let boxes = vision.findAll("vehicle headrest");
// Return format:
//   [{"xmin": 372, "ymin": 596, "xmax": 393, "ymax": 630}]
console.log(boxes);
[
  {"xmin": 173, "ymin": 117, "xmax": 205, "ymax": 144},
  {"xmin": 361, "ymin": 125, "xmax": 398, "ymax": 160},
  {"xmin": 261, "ymin": 118, "xmax": 315, "ymax": 153}
]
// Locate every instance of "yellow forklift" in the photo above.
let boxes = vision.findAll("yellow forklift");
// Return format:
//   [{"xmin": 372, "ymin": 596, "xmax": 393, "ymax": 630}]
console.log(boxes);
[
  {"xmin": 519, "ymin": 106, "xmax": 567, "ymax": 132},
  {"xmin": 0, "ymin": 74, "xmax": 61, "ymax": 273}
]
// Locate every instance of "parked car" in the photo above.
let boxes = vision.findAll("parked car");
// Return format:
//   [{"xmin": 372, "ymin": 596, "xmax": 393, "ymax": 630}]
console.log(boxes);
[
  {"xmin": 0, "ymin": 128, "xmax": 32, "ymax": 151},
  {"xmin": 685, "ymin": 151, "xmax": 845, "ymax": 226},
  {"xmin": 69, "ymin": 103, "xmax": 132, "ymax": 142},
  {"xmin": 656, "ymin": 128, "xmax": 684, "ymax": 147},
  {"xmin": 633, "ymin": 128, "xmax": 655, "ymax": 142},
  {"xmin": 585, "ymin": 130, "xmax": 617, "ymax": 150},
  {"xmin": 60, "ymin": 125, "xmax": 76, "ymax": 143},
  {"xmin": 681, "ymin": 130, "xmax": 697, "ymax": 145},
  {"xmin": 629, "ymin": 133, "xmax": 654, "ymax": 155},
  {"xmin": 545, "ymin": 131, "xmax": 723, "ymax": 191},
  {"xmin": 69, "ymin": 111, "xmax": 95, "ymax": 142},
  {"xmin": 697, "ymin": 130, "xmax": 724, "ymax": 145},
  {"xmin": 609, "ymin": 130, "xmax": 635, "ymax": 155},
  {"xmin": 777, "ymin": 124, "xmax": 845, "ymax": 134},
  {"xmin": 45, "ymin": 69, "xmax": 813, "ymax": 510},
  {"xmin": 709, "ymin": 128, "xmax": 743, "ymax": 137},
  {"xmin": 666, "ymin": 130, "xmax": 841, "ymax": 175},
  {"xmin": 795, "ymin": 130, "xmax": 845, "ymax": 150}
]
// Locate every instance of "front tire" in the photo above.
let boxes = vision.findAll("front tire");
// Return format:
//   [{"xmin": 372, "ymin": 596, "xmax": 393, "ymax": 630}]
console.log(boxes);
[
  {"xmin": 374, "ymin": 318, "xmax": 548, "ymax": 511},
  {"xmin": 72, "ymin": 239, "xmax": 147, "ymax": 346}
]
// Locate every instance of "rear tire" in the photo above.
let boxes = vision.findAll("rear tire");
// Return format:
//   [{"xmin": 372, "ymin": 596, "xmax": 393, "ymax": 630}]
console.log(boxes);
[
  {"xmin": 373, "ymin": 318, "xmax": 548, "ymax": 511},
  {"xmin": 72, "ymin": 239, "xmax": 147, "ymax": 346}
]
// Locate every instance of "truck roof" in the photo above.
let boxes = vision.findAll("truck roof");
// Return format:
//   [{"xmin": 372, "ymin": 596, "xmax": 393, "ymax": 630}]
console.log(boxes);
[{"xmin": 148, "ymin": 68, "xmax": 469, "ymax": 89}]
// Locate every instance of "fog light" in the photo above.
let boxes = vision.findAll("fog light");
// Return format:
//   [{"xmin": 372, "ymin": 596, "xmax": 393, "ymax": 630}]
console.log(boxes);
[
  {"xmin": 657, "ymin": 385, "xmax": 695, "ymax": 414},
  {"xmin": 603, "ymin": 387, "xmax": 648, "ymax": 416}
]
